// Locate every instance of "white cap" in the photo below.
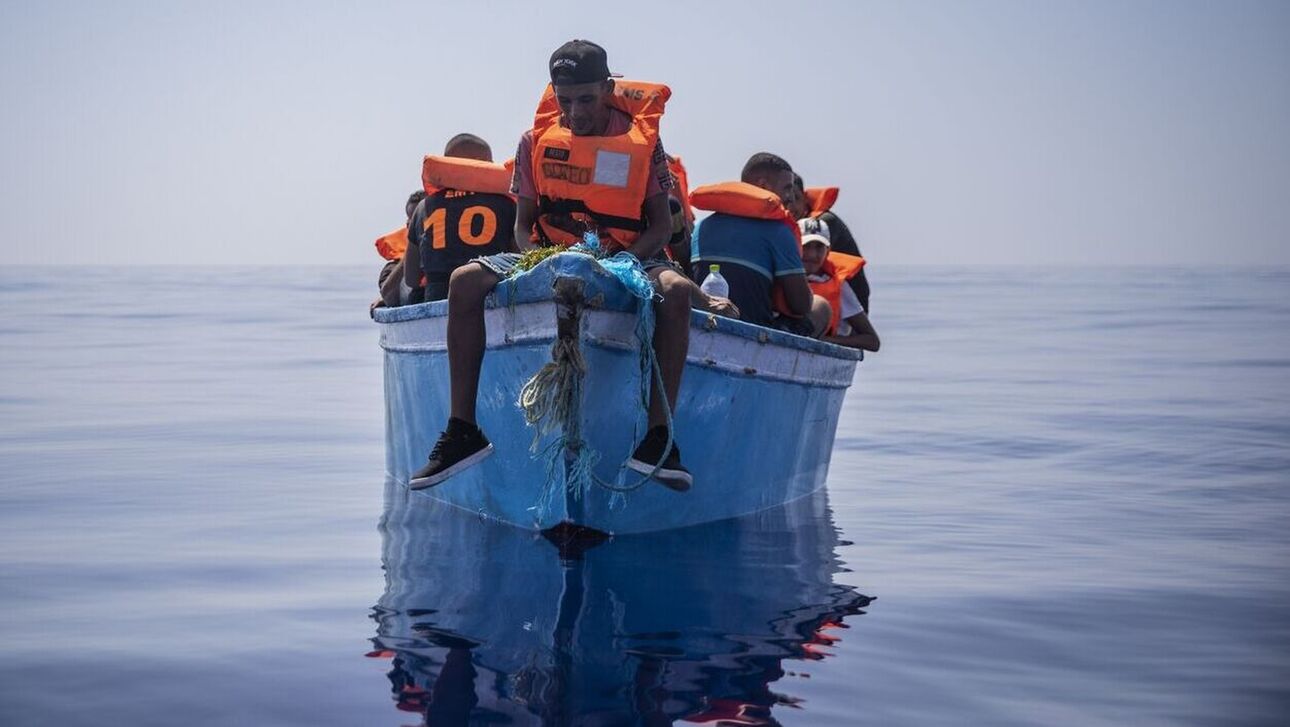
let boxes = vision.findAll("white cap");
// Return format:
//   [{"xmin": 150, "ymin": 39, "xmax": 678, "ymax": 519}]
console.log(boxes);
[{"xmin": 798, "ymin": 217, "xmax": 831, "ymax": 247}]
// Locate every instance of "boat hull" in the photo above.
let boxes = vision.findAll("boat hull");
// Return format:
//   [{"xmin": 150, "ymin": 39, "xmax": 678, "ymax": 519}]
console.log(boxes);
[{"xmin": 375, "ymin": 254, "xmax": 860, "ymax": 534}]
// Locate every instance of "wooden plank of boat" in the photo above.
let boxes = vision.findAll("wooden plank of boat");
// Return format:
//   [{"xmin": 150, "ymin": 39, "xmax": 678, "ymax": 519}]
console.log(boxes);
[{"xmin": 373, "ymin": 253, "xmax": 862, "ymax": 535}]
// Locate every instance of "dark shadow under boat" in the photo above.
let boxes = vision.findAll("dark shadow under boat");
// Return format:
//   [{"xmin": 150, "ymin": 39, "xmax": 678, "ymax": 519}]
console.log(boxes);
[{"xmin": 368, "ymin": 479, "xmax": 874, "ymax": 726}]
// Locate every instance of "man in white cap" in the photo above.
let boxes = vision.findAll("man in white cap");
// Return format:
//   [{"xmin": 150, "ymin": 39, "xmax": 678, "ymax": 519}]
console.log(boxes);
[{"xmin": 800, "ymin": 217, "xmax": 880, "ymax": 351}]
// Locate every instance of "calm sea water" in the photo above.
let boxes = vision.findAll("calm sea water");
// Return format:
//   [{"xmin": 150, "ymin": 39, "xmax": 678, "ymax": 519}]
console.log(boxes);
[{"xmin": 1, "ymin": 265, "xmax": 1287, "ymax": 726}]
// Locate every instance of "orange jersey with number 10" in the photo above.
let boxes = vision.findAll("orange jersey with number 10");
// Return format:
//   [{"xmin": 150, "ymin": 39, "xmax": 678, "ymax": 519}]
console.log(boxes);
[
  {"xmin": 414, "ymin": 155, "xmax": 517, "ymax": 274},
  {"xmin": 415, "ymin": 191, "xmax": 516, "ymax": 276}
]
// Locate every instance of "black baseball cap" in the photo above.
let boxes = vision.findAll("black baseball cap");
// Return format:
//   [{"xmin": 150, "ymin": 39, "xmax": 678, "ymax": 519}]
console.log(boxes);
[{"xmin": 549, "ymin": 39, "xmax": 614, "ymax": 86}]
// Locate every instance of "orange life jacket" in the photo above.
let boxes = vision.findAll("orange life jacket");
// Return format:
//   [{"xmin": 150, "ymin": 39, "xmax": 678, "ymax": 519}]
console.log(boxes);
[
  {"xmin": 804, "ymin": 186, "xmax": 839, "ymax": 218},
  {"xmin": 690, "ymin": 181, "xmax": 803, "ymax": 317},
  {"xmin": 378, "ymin": 157, "xmax": 515, "ymax": 261},
  {"xmin": 809, "ymin": 251, "xmax": 866, "ymax": 335},
  {"xmin": 667, "ymin": 155, "xmax": 694, "ymax": 224},
  {"xmin": 373, "ymin": 225, "xmax": 427, "ymax": 288},
  {"xmin": 421, "ymin": 155, "xmax": 513, "ymax": 196},
  {"xmin": 530, "ymin": 79, "xmax": 670, "ymax": 249},
  {"xmin": 690, "ymin": 181, "xmax": 795, "ymax": 226},
  {"xmin": 375, "ymin": 225, "xmax": 410, "ymax": 261}
]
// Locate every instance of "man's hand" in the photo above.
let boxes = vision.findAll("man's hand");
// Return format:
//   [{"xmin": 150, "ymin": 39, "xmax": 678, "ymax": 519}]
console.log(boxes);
[
  {"xmin": 369, "ymin": 298, "xmax": 386, "ymax": 318},
  {"xmin": 701, "ymin": 295, "xmax": 740, "ymax": 320}
]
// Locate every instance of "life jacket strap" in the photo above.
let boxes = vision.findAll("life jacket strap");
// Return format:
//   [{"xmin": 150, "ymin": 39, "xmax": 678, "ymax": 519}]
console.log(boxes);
[
  {"xmin": 534, "ymin": 219, "xmax": 556, "ymax": 248},
  {"xmin": 538, "ymin": 196, "xmax": 645, "ymax": 233}
]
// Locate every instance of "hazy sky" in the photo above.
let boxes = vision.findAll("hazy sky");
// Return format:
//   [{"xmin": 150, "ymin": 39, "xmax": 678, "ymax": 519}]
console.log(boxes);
[{"xmin": 2, "ymin": 0, "xmax": 1287, "ymax": 266}]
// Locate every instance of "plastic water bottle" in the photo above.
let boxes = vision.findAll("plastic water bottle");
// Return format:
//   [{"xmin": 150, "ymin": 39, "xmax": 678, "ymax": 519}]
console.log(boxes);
[{"xmin": 700, "ymin": 264, "xmax": 728, "ymax": 299}]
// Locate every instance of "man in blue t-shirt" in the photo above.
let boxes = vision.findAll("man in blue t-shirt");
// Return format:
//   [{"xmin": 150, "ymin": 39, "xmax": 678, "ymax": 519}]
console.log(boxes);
[{"xmin": 691, "ymin": 153, "xmax": 830, "ymax": 335}]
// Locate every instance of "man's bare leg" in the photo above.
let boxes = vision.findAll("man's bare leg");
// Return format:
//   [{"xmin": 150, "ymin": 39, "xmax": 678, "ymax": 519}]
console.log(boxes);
[
  {"xmin": 623, "ymin": 266, "xmax": 693, "ymax": 490},
  {"xmin": 410, "ymin": 262, "xmax": 499, "ymax": 489},
  {"xmin": 647, "ymin": 267, "xmax": 690, "ymax": 428},
  {"xmin": 446, "ymin": 263, "xmax": 500, "ymax": 425},
  {"xmin": 808, "ymin": 294, "xmax": 832, "ymax": 339}
]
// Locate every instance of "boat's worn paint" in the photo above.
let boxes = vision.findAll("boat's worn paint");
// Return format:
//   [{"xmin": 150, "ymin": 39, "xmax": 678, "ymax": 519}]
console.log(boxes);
[{"xmin": 373, "ymin": 254, "xmax": 861, "ymax": 534}]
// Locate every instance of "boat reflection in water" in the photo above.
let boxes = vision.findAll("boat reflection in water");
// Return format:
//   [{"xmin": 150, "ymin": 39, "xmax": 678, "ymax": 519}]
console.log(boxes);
[{"xmin": 368, "ymin": 481, "xmax": 874, "ymax": 726}]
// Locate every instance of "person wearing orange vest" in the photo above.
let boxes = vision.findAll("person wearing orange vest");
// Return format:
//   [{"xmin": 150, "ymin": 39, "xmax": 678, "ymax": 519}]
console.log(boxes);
[
  {"xmin": 791, "ymin": 174, "xmax": 870, "ymax": 313},
  {"xmin": 799, "ymin": 217, "xmax": 880, "ymax": 351},
  {"xmin": 371, "ymin": 189, "xmax": 427, "ymax": 316},
  {"xmin": 690, "ymin": 153, "xmax": 831, "ymax": 336},
  {"xmin": 404, "ymin": 134, "xmax": 516, "ymax": 302},
  {"xmin": 409, "ymin": 40, "xmax": 731, "ymax": 492}
]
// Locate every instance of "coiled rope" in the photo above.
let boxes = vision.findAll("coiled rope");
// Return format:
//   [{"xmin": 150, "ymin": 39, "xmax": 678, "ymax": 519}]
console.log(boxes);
[{"xmin": 516, "ymin": 234, "xmax": 676, "ymax": 518}]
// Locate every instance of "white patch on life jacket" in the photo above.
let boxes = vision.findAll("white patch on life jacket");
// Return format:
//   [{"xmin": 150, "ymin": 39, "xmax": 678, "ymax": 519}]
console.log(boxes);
[{"xmin": 593, "ymin": 150, "xmax": 631, "ymax": 188}]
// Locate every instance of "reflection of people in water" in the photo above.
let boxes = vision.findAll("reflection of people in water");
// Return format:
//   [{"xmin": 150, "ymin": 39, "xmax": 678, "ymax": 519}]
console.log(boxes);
[
  {"xmin": 427, "ymin": 647, "xmax": 478, "ymax": 722},
  {"xmin": 370, "ymin": 484, "xmax": 874, "ymax": 725},
  {"xmin": 372, "ymin": 596, "xmax": 870, "ymax": 726},
  {"xmin": 385, "ymin": 646, "xmax": 478, "ymax": 722},
  {"xmin": 368, "ymin": 625, "xmax": 496, "ymax": 723}
]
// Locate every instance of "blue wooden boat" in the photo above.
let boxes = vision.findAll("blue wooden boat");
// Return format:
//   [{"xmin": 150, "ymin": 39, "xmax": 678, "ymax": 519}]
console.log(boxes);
[{"xmin": 373, "ymin": 253, "xmax": 862, "ymax": 535}]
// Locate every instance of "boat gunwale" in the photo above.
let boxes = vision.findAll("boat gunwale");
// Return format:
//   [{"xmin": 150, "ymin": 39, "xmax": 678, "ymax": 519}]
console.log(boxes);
[
  {"xmin": 372, "ymin": 263, "xmax": 864, "ymax": 363},
  {"xmin": 379, "ymin": 304, "xmax": 857, "ymax": 390}
]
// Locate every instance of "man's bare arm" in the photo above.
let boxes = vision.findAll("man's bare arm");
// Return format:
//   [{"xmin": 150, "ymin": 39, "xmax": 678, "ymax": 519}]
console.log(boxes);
[
  {"xmin": 381, "ymin": 258, "xmax": 406, "ymax": 307},
  {"xmin": 776, "ymin": 273, "xmax": 814, "ymax": 317},
  {"xmin": 666, "ymin": 220, "xmax": 693, "ymax": 279},
  {"xmin": 622, "ymin": 193, "xmax": 672, "ymax": 260},
  {"xmin": 825, "ymin": 311, "xmax": 881, "ymax": 352},
  {"xmin": 513, "ymin": 197, "xmax": 540, "ymax": 252}
]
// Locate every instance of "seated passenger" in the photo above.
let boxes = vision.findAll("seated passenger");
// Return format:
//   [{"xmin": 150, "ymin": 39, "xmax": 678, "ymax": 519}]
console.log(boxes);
[
  {"xmin": 793, "ymin": 174, "xmax": 871, "ymax": 313},
  {"xmin": 409, "ymin": 40, "xmax": 734, "ymax": 492},
  {"xmin": 799, "ymin": 218, "xmax": 880, "ymax": 351},
  {"xmin": 690, "ymin": 153, "xmax": 830, "ymax": 336},
  {"xmin": 372, "ymin": 190, "xmax": 428, "ymax": 315},
  {"xmin": 785, "ymin": 175, "xmax": 810, "ymax": 220},
  {"xmin": 405, "ymin": 134, "xmax": 517, "ymax": 302}
]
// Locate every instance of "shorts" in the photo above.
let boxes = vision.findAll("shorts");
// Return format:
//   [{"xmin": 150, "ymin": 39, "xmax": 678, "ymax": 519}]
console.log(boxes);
[
  {"xmin": 472, "ymin": 251, "xmax": 680, "ymax": 279},
  {"xmin": 471, "ymin": 252, "xmax": 526, "ymax": 278},
  {"xmin": 640, "ymin": 256, "xmax": 685, "ymax": 276}
]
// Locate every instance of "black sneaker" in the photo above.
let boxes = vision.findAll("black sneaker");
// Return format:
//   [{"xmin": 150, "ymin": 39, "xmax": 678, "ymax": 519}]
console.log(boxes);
[
  {"xmin": 625, "ymin": 426, "xmax": 692, "ymax": 492},
  {"xmin": 409, "ymin": 418, "xmax": 494, "ymax": 490}
]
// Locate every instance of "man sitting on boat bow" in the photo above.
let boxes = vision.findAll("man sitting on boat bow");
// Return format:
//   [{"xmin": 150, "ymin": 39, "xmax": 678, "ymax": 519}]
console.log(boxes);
[{"xmin": 410, "ymin": 39, "xmax": 730, "ymax": 493}]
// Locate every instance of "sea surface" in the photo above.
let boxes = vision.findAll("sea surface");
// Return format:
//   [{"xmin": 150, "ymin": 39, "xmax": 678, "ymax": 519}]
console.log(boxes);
[{"xmin": 1, "ymin": 265, "xmax": 1287, "ymax": 726}]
